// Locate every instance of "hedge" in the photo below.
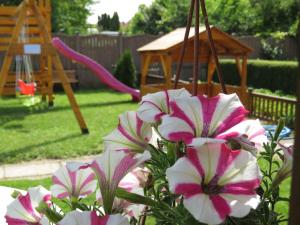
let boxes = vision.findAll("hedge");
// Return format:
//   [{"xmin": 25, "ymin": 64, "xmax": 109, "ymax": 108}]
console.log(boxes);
[{"xmin": 212, "ymin": 60, "xmax": 298, "ymax": 95}]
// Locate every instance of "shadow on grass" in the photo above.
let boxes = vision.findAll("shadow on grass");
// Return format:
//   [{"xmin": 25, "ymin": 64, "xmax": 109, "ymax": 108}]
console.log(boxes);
[
  {"xmin": 0, "ymin": 99, "xmax": 132, "ymax": 126},
  {"xmin": 0, "ymin": 133, "xmax": 82, "ymax": 164}
]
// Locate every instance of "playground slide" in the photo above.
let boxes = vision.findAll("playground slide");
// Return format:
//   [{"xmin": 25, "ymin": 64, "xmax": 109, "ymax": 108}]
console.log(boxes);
[{"xmin": 52, "ymin": 37, "xmax": 140, "ymax": 101}]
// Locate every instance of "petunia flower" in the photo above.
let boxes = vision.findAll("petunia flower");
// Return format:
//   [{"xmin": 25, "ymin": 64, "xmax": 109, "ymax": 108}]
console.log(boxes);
[
  {"xmin": 5, "ymin": 186, "xmax": 51, "ymax": 225},
  {"xmin": 50, "ymin": 162, "xmax": 97, "ymax": 199},
  {"xmin": 137, "ymin": 88, "xmax": 191, "ymax": 124},
  {"xmin": 166, "ymin": 142, "xmax": 261, "ymax": 225},
  {"xmin": 103, "ymin": 111, "xmax": 152, "ymax": 153},
  {"xmin": 58, "ymin": 211, "xmax": 129, "ymax": 225},
  {"xmin": 97, "ymin": 168, "xmax": 147, "ymax": 219},
  {"xmin": 158, "ymin": 93, "xmax": 248, "ymax": 145},
  {"xmin": 88, "ymin": 149, "xmax": 151, "ymax": 214},
  {"xmin": 272, "ymin": 142, "xmax": 294, "ymax": 188},
  {"xmin": 216, "ymin": 119, "xmax": 268, "ymax": 155}
]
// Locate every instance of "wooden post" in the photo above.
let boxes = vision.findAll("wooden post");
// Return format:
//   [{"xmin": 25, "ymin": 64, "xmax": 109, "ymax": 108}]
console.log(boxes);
[
  {"xmin": 160, "ymin": 54, "xmax": 172, "ymax": 89},
  {"xmin": 47, "ymin": 55, "xmax": 54, "ymax": 106},
  {"xmin": 207, "ymin": 54, "xmax": 216, "ymax": 84},
  {"xmin": 0, "ymin": 2, "xmax": 26, "ymax": 95},
  {"xmin": 235, "ymin": 57, "xmax": 242, "ymax": 78},
  {"xmin": 206, "ymin": 54, "xmax": 216, "ymax": 97},
  {"xmin": 140, "ymin": 54, "xmax": 151, "ymax": 86},
  {"xmin": 31, "ymin": 1, "xmax": 89, "ymax": 134},
  {"xmin": 289, "ymin": 20, "xmax": 300, "ymax": 225},
  {"xmin": 240, "ymin": 56, "xmax": 248, "ymax": 106}
]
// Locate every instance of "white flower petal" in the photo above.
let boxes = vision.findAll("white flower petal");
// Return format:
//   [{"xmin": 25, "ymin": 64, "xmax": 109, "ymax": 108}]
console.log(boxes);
[
  {"xmin": 137, "ymin": 88, "xmax": 191, "ymax": 123},
  {"xmin": 166, "ymin": 156, "xmax": 201, "ymax": 192},
  {"xmin": 51, "ymin": 163, "xmax": 96, "ymax": 199},
  {"xmin": 221, "ymin": 194, "xmax": 260, "ymax": 218},
  {"xmin": 218, "ymin": 150, "xmax": 261, "ymax": 185},
  {"xmin": 184, "ymin": 194, "xmax": 223, "ymax": 225},
  {"xmin": 103, "ymin": 111, "xmax": 152, "ymax": 153}
]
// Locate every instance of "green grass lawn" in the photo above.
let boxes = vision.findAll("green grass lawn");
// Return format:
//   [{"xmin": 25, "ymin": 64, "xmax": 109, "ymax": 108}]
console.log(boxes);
[{"xmin": 0, "ymin": 89, "xmax": 138, "ymax": 164}]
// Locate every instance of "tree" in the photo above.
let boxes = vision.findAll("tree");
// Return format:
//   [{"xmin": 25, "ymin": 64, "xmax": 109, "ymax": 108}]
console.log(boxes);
[
  {"xmin": 206, "ymin": 0, "xmax": 257, "ymax": 35},
  {"xmin": 127, "ymin": 0, "xmax": 299, "ymax": 37},
  {"xmin": 249, "ymin": 0, "xmax": 299, "ymax": 36},
  {"xmin": 98, "ymin": 13, "xmax": 111, "ymax": 31},
  {"xmin": 0, "ymin": 0, "xmax": 95, "ymax": 34},
  {"xmin": 110, "ymin": 12, "xmax": 120, "ymax": 31},
  {"xmin": 128, "ymin": 3, "xmax": 163, "ymax": 35},
  {"xmin": 97, "ymin": 12, "xmax": 120, "ymax": 31},
  {"xmin": 51, "ymin": 0, "xmax": 95, "ymax": 34}
]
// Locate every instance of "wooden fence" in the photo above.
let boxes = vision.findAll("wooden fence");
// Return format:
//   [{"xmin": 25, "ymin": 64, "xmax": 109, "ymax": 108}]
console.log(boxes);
[{"xmin": 249, "ymin": 90, "xmax": 297, "ymax": 125}]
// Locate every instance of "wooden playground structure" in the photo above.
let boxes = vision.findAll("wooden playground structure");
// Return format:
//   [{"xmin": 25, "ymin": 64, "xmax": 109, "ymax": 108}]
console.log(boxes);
[
  {"xmin": 0, "ymin": 0, "xmax": 88, "ymax": 134},
  {"xmin": 138, "ymin": 27, "xmax": 253, "ymax": 107}
]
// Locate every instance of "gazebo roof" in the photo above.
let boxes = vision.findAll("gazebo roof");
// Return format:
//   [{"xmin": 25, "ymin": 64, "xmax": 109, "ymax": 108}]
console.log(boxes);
[{"xmin": 138, "ymin": 26, "xmax": 252, "ymax": 55}]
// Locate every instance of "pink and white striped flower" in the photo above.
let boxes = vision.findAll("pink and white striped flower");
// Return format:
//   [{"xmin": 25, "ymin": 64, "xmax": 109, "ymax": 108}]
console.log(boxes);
[
  {"xmin": 158, "ymin": 93, "xmax": 248, "ymax": 145},
  {"xmin": 137, "ymin": 88, "xmax": 191, "ymax": 124},
  {"xmin": 166, "ymin": 142, "xmax": 261, "ymax": 225},
  {"xmin": 89, "ymin": 149, "xmax": 151, "ymax": 213},
  {"xmin": 50, "ymin": 163, "xmax": 97, "ymax": 199},
  {"xmin": 272, "ymin": 142, "xmax": 294, "ymax": 188},
  {"xmin": 103, "ymin": 111, "xmax": 152, "ymax": 153},
  {"xmin": 5, "ymin": 186, "xmax": 51, "ymax": 225},
  {"xmin": 216, "ymin": 119, "xmax": 267, "ymax": 155},
  {"xmin": 97, "ymin": 168, "xmax": 147, "ymax": 219},
  {"xmin": 58, "ymin": 211, "xmax": 129, "ymax": 225}
]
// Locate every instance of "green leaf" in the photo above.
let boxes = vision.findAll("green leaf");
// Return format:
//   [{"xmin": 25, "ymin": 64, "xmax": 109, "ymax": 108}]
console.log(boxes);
[
  {"xmin": 116, "ymin": 188, "xmax": 159, "ymax": 207},
  {"xmin": 274, "ymin": 119, "xmax": 285, "ymax": 141}
]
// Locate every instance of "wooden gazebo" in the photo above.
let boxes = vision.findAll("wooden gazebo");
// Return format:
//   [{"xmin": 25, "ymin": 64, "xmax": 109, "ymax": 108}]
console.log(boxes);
[{"xmin": 138, "ymin": 26, "xmax": 253, "ymax": 106}]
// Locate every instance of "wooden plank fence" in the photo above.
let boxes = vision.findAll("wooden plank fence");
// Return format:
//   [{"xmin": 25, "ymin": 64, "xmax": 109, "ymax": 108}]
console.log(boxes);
[{"xmin": 249, "ymin": 90, "xmax": 297, "ymax": 125}]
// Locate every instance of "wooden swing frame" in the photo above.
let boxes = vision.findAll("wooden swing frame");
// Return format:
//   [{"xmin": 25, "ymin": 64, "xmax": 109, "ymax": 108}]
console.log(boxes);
[{"xmin": 0, "ymin": 0, "xmax": 88, "ymax": 134}]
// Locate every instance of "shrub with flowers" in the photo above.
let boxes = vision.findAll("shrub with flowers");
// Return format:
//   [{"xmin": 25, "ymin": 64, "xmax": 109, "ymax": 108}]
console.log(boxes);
[{"xmin": 4, "ymin": 89, "xmax": 292, "ymax": 225}]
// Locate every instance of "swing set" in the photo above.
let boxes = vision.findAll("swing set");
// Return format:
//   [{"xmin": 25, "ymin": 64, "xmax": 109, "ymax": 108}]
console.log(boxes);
[{"xmin": 0, "ymin": 0, "xmax": 89, "ymax": 134}]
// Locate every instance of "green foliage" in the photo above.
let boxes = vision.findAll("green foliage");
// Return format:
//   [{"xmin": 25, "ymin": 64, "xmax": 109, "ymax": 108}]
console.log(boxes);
[
  {"xmin": 212, "ymin": 60, "xmax": 298, "ymax": 94},
  {"xmin": 51, "ymin": 0, "xmax": 95, "ymax": 34},
  {"xmin": 261, "ymin": 40, "xmax": 283, "ymax": 60},
  {"xmin": 98, "ymin": 13, "xmax": 111, "ymax": 31},
  {"xmin": 114, "ymin": 50, "xmax": 137, "ymax": 88},
  {"xmin": 127, "ymin": 0, "xmax": 299, "ymax": 37},
  {"xmin": 127, "ymin": 3, "xmax": 163, "ymax": 35},
  {"xmin": 97, "ymin": 12, "xmax": 120, "ymax": 31},
  {"xmin": 249, "ymin": 0, "xmax": 299, "ymax": 37},
  {"xmin": 110, "ymin": 12, "xmax": 120, "ymax": 31},
  {"xmin": 206, "ymin": 0, "xmax": 257, "ymax": 35},
  {"xmin": 0, "ymin": 0, "xmax": 22, "ymax": 5},
  {"xmin": 0, "ymin": 0, "xmax": 94, "ymax": 34}
]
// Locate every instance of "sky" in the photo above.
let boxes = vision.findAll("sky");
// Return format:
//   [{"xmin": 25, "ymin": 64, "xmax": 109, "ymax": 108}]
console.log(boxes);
[{"xmin": 87, "ymin": 0, "xmax": 154, "ymax": 24}]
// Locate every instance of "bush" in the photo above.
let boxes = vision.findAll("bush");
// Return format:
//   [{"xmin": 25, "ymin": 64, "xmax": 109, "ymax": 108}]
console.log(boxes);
[
  {"xmin": 114, "ymin": 50, "xmax": 136, "ymax": 88},
  {"xmin": 213, "ymin": 59, "xmax": 298, "ymax": 94}
]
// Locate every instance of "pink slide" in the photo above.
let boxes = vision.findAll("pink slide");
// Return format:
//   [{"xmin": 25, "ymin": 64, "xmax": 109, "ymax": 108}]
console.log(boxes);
[{"xmin": 52, "ymin": 37, "xmax": 140, "ymax": 102}]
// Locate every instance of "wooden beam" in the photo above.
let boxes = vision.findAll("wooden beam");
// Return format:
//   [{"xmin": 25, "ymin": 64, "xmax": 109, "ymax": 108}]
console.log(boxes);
[
  {"xmin": 160, "ymin": 54, "xmax": 172, "ymax": 88},
  {"xmin": 235, "ymin": 57, "xmax": 243, "ymax": 78},
  {"xmin": 241, "ymin": 56, "xmax": 247, "ymax": 89},
  {"xmin": 207, "ymin": 54, "xmax": 216, "ymax": 84},
  {"xmin": 0, "ymin": 7, "xmax": 17, "ymax": 16},
  {"xmin": 31, "ymin": 1, "xmax": 89, "ymax": 134},
  {"xmin": 289, "ymin": 20, "xmax": 300, "ymax": 225},
  {"xmin": 0, "ymin": 2, "xmax": 26, "ymax": 95},
  {"xmin": 7, "ymin": 43, "xmax": 56, "ymax": 56},
  {"xmin": 0, "ymin": 26, "xmax": 41, "ymax": 35},
  {"xmin": 140, "ymin": 54, "xmax": 151, "ymax": 86}
]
